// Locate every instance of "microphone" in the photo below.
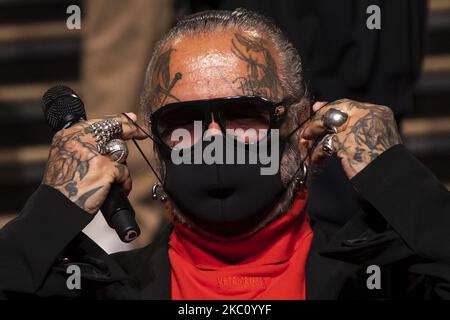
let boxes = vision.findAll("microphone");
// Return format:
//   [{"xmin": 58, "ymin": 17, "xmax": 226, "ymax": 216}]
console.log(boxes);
[{"xmin": 42, "ymin": 85, "xmax": 140, "ymax": 243}]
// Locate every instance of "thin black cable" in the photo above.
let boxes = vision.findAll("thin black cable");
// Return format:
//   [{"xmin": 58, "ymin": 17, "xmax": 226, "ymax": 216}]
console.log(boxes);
[
  {"xmin": 122, "ymin": 113, "xmax": 163, "ymax": 184},
  {"xmin": 122, "ymin": 113, "xmax": 158, "ymax": 144},
  {"xmin": 131, "ymin": 138, "xmax": 163, "ymax": 184},
  {"xmin": 285, "ymin": 100, "xmax": 332, "ymax": 140}
]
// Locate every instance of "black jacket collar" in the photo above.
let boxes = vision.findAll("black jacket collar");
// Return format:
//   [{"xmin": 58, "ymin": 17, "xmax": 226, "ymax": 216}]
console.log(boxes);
[{"xmin": 96, "ymin": 206, "xmax": 414, "ymax": 299}]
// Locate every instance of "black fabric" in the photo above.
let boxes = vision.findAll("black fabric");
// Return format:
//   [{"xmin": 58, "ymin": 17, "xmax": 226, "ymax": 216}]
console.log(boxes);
[
  {"xmin": 351, "ymin": 144, "xmax": 450, "ymax": 264},
  {"xmin": 0, "ymin": 185, "xmax": 93, "ymax": 298},
  {"xmin": 1, "ymin": 145, "xmax": 450, "ymax": 299},
  {"xmin": 161, "ymin": 138, "xmax": 285, "ymax": 236}
]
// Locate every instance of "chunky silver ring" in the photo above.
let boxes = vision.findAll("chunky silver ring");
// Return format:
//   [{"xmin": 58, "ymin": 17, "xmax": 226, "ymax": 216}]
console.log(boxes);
[
  {"xmin": 322, "ymin": 133, "xmax": 336, "ymax": 156},
  {"xmin": 106, "ymin": 139, "xmax": 129, "ymax": 163},
  {"xmin": 88, "ymin": 118, "xmax": 123, "ymax": 154},
  {"xmin": 322, "ymin": 108, "xmax": 348, "ymax": 133}
]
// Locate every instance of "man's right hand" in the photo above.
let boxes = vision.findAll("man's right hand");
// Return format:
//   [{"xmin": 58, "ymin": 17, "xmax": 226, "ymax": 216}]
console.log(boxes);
[{"xmin": 42, "ymin": 113, "xmax": 147, "ymax": 214}]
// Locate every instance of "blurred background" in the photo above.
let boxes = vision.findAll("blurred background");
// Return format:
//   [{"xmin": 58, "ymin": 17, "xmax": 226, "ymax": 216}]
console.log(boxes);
[{"xmin": 0, "ymin": 0, "xmax": 449, "ymax": 248}]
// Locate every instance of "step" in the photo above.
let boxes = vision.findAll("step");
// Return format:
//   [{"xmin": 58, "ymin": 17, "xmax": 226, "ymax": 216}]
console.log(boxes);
[
  {"xmin": 0, "ymin": 162, "xmax": 44, "ymax": 212},
  {"xmin": 0, "ymin": 82, "xmax": 79, "ymax": 103},
  {"xmin": 402, "ymin": 117, "xmax": 450, "ymax": 137},
  {"xmin": 426, "ymin": 7, "xmax": 450, "ymax": 55},
  {"xmin": 422, "ymin": 54, "xmax": 450, "ymax": 73},
  {"xmin": 430, "ymin": 0, "xmax": 450, "ymax": 11},
  {"xmin": 0, "ymin": 83, "xmax": 79, "ymax": 147},
  {"xmin": 0, "ymin": 37, "xmax": 80, "ymax": 85},
  {"xmin": 0, "ymin": 145, "xmax": 49, "ymax": 164},
  {"xmin": 0, "ymin": 0, "xmax": 80, "ymax": 25},
  {"xmin": 0, "ymin": 21, "xmax": 79, "ymax": 42}
]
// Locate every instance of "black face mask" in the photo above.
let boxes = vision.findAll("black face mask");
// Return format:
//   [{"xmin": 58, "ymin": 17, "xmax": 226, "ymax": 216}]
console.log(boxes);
[
  {"xmin": 124, "ymin": 96, "xmax": 311, "ymax": 236},
  {"xmin": 161, "ymin": 137, "xmax": 287, "ymax": 236}
]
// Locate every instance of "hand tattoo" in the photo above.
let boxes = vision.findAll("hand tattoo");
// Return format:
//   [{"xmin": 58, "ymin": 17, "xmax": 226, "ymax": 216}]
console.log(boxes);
[
  {"xmin": 74, "ymin": 186, "xmax": 103, "ymax": 209},
  {"xmin": 42, "ymin": 125, "xmax": 102, "ymax": 212},
  {"xmin": 330, "ymin": 101, "xmax": 402, "ymax": 176}
]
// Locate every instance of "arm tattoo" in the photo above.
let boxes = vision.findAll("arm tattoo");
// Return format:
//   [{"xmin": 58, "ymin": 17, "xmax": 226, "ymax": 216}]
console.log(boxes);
[{"xmin": 230, "ymin": 33, "xmax": 282, "ymax": 100}]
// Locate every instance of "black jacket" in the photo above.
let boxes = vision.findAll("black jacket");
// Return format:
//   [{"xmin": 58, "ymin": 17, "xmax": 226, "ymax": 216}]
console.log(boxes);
[{"xmin": 0, "ymin": 145, "xmax": 449, "ymax": 299}]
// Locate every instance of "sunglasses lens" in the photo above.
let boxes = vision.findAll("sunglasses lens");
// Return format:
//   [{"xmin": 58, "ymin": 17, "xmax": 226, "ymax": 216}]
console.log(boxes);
[
  {"xmin": 220, "ymin": 99, "xmax": 271, "ymax": 143},
  {"xmin": 157, "ymin": 107, "xmax": 203, "ymax": 148},
  {"xmin": 153, "ymin": 97, "xmax": 276, "ymax": 149}
]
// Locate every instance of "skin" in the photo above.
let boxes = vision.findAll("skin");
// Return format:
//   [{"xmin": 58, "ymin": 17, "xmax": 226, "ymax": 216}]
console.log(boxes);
[
  {"xmin": 42, "ymin": 113, "xmax": 146, "ymax": 214},
  {"xmin": 149, "ymin": 30, "xmax": 283, "ymax": 105},
  {"xmin": 42, "ymin": 28, "xmax": 402, "ymax": 215},
  {"xmin": 301, "ymin": 100, "xmax": 402, "ymax": 179}
]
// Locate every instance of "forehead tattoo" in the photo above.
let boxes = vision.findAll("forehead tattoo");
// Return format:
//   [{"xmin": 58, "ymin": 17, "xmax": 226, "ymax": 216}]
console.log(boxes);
[
  {"xmin": 151, "ymin": 48, "xmax": 182, "ymax": 107},
  {"xmin": 150, "ymin": 33, "xmax": 283, "ymax": 108},
  {"xmin": 230, "ymin": 33, "xmax": 282, "ymax": 100}
]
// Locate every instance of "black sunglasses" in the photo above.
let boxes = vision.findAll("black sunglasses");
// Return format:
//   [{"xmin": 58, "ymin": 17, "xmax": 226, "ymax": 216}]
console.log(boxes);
[
  {"xmin": 149, "ymin": 96, "xmax": 295, "ymax": 151},
  {"xmin": 124, "ymin": 97, "xmax": 316, "ymax": 185}
]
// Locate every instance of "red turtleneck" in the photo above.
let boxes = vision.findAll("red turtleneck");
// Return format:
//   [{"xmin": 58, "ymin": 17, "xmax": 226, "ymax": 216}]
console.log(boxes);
[{"xmin": 168, "ymin": 193, "xmax": 313, "ymax": 300}]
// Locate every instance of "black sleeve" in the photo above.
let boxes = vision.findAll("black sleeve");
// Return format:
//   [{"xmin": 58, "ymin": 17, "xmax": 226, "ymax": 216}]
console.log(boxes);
[
  {"xmin": 0, "ymin": 185, "xmax": 94, "ymax": 296},
  {"xmin": 349, "ymin": 144, "xmax": 450, "ymax": 298},
  {"xmin": 351, "ymin": 144, "xmax": 450, "ymax": 264}
]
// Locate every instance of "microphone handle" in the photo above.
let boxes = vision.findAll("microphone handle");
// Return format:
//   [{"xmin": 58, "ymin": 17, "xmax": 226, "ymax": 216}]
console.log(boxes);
[{"xmin": 101, "ymin": 184, "xmax": 140, "ymax": 243}]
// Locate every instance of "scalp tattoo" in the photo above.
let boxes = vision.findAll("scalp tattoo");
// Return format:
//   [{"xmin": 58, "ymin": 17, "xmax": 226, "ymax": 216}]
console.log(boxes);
[
  {"xmin": 149, "ymin": 36, "xmax": 283, "ymax": 108},
  {"xmin": 150, "ymin": 48, "xmax": 183, "ymax": 107},
  {"xmin": 230, "ymin": 33, "xmax": 282, "ymax": 100}
]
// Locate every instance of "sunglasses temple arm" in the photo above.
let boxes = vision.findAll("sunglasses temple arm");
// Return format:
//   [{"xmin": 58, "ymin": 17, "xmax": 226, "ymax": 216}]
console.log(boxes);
[{"xmin": 122, "ymin": 113, "xmax": 164, "ymax": 185}]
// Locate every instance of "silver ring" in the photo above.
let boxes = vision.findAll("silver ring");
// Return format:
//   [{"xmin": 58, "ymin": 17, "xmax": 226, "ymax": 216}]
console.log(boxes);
[
  {"xmin": 322, "ymin": 133, "xmax": 336, "ymax": 156},
  {"xmin": 88, "ymin": 118, "xmax": 123, "ymax": 154},
  {"xmin": 322, "ymin": 108, "xmax": 348, "ymax": 133},
  {"xmin": 106, "ymin": 139, "xmax": 129, "ymax": 163}
]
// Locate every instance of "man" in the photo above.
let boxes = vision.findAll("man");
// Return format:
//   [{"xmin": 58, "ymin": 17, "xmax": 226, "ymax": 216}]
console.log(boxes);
[
  {"xmin": 188, "ymin": 0, "xmax": 427, "ymax": 225},
  {"xmin": 0, "ymin": 9, "xmax": 449, "ymax": 299}
]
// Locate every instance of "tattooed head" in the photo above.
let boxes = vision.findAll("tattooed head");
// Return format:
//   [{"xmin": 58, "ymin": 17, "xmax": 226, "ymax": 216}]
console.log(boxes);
[
  {"xmin": 141, "ymin": 8, "xmax": 312, "ymax": 220},
  {"xmin": 142, "ymin": 8, "xmax": 309, "ymax": 106}
]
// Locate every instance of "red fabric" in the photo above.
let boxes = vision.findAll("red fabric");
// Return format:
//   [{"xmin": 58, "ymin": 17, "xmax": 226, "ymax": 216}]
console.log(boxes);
[{"xmin": 169, "ymin": 193, "xmax": 313, "ymax": 300}]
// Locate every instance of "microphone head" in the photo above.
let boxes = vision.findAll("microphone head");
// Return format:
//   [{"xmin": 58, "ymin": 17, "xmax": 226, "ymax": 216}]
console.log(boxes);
[{"xmin": 42, "ymin": 85, "xmax": 86, "ymax": 131}]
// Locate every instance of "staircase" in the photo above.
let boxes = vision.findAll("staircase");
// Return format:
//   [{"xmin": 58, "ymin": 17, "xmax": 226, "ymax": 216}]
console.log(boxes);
[
  {"xmin": 402, "ymin": 0, "xmax": 450, "ymax": 186},
  {"xmin": 0, "ymin": 0, "xmax": 449, "ymax": 227},
  {"xmin": 0, "ymin": 0, "xmax": 80, "ymax": 225}
]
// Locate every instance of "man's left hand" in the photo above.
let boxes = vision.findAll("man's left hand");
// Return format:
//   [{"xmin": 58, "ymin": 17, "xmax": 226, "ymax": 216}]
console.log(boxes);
[{"xmin": 301, "ymin": 99, "xmax": 402, "ymax": 179}]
